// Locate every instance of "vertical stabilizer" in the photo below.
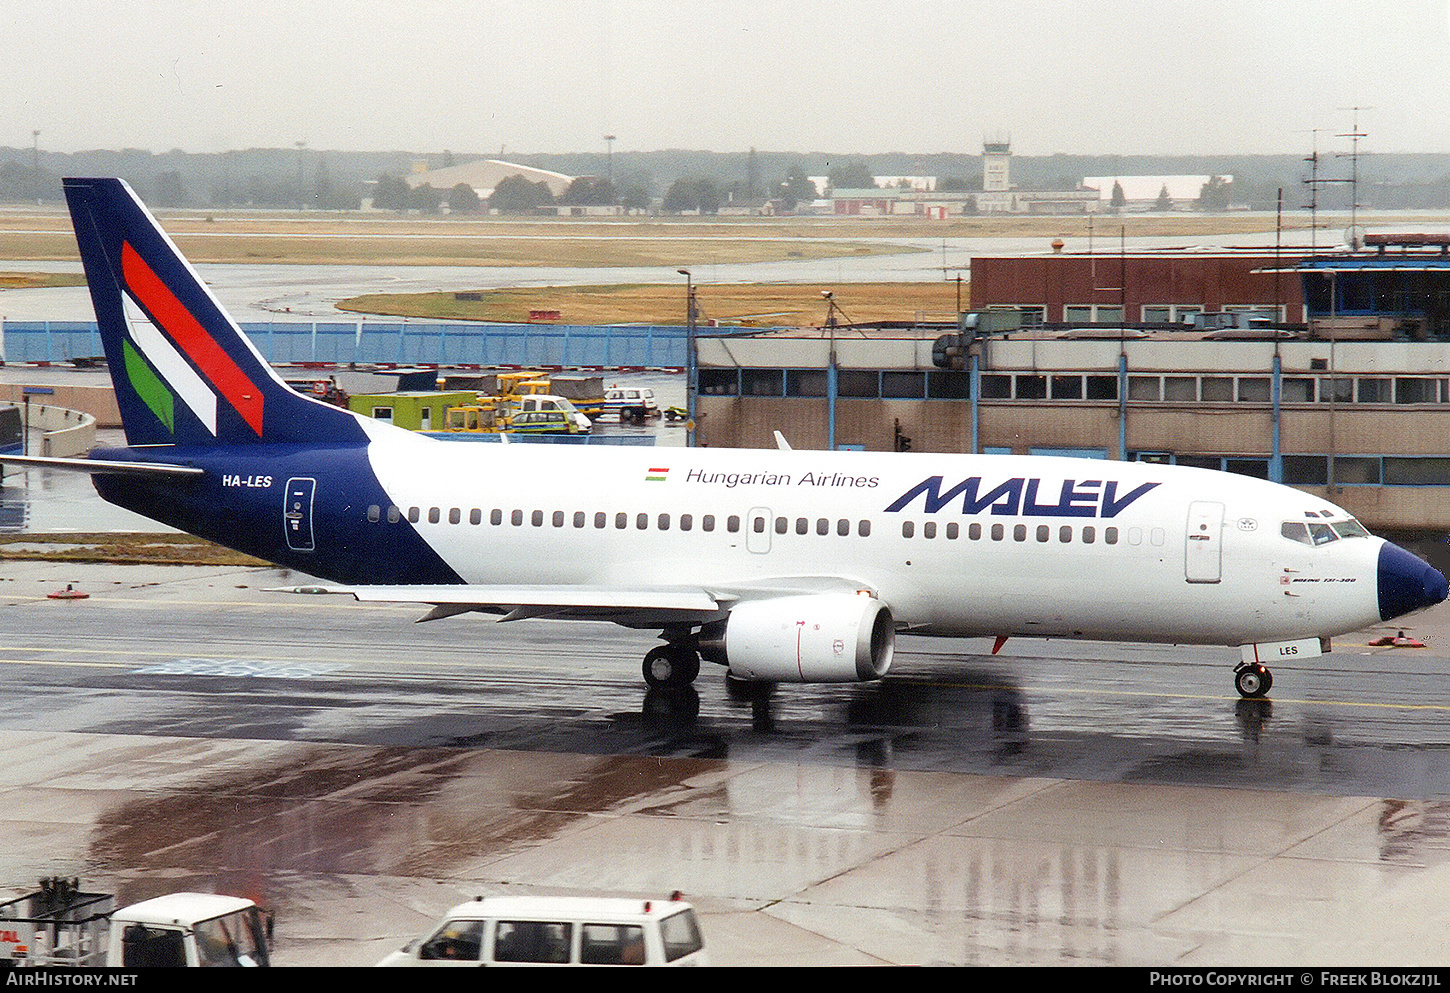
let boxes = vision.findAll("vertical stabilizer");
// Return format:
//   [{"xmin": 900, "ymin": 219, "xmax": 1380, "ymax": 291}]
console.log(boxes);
[{"xmin": 63, "ymin": 178, "xmax": 368, "ymax": 447}]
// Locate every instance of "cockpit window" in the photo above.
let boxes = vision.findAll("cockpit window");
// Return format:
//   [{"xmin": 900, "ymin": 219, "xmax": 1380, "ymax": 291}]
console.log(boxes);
[
  {"xmin": 1282, "ymin": 522, "xmax": 1311, "ymax": 544},
  {"xmin": 1282, "ymin": 520, "xmax": 1341, "ymax": 545},
  {"xmin": 1332, "ymin": 519, "xmax": 1370, "ymax": 538}
]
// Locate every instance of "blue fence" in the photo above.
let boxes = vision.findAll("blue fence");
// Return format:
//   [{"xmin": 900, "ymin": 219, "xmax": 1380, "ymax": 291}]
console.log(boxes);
[{"xmin": 1, "ymin": 321, "xmax": 690, "ymax": 369}]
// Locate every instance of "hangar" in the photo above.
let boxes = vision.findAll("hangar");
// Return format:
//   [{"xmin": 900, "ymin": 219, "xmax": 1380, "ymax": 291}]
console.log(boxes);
[{"xmin": 403, "ymin": 158, "xmax": 574, "ymax": 199}]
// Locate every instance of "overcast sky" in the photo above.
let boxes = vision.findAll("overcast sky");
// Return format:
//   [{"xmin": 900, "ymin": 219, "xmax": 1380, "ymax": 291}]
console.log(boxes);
[{"xmin": 10, "ymin": 1, "xmax": 1450, "ymax": 158}]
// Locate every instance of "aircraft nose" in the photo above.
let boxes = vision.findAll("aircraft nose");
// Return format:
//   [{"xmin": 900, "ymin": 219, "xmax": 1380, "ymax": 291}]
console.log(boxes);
[{"xmin": 1378, "ymin": 541, "xmax": 1449, "ymax": 621}]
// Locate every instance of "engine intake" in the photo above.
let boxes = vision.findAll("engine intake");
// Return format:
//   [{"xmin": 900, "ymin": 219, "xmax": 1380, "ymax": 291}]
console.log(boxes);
[{"xmin": 699, "ymin": 593, "xmax": 894, "ymax": 683}]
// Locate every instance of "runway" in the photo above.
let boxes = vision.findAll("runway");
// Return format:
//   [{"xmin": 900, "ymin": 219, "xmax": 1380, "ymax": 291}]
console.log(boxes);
[{"xmin": 2, "ymin": 556, "xmax": 1450, "ymax": 966}]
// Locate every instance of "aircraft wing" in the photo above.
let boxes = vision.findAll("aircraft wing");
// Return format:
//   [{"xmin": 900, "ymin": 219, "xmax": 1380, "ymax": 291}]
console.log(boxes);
[
  {"xmin": 277, "ymin": 575, "xmax": 880, "ymax": 628},
  {"xmin": 280, "ymin": 583, "xmax": 736, "ymax": 627}
]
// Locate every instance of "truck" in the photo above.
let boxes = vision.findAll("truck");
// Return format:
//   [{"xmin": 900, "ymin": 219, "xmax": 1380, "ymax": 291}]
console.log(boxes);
[{"xmin": 0, "ymin": 878, "xmax": 271, "ymax": 967}]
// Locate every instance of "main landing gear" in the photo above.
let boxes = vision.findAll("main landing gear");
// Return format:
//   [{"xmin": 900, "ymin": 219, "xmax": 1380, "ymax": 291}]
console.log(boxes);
[
  {"xmin": 1233, "ymin": 661, "xmax": 1273, "ymax": 699},
  {"xmin": 642, "ymin": 641, "xmax": 700, "ymax": 688}
]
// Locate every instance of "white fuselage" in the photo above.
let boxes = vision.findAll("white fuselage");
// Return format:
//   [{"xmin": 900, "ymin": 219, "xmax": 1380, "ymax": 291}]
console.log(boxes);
[{"xmin": 359, "ymin": 427, "xmax": 1386, "ymax": 648}]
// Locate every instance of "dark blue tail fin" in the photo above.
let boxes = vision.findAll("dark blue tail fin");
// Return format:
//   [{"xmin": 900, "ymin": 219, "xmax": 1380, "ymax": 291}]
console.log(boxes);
[{"xmin": 64, "ymin": 178, "xmax": 368, "ymax": 448}]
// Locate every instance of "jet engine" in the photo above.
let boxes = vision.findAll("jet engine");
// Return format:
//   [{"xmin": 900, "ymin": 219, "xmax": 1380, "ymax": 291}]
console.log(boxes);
[{"xmin": 699, "ymin": 593, "xmax": 894, "ymax": 682}]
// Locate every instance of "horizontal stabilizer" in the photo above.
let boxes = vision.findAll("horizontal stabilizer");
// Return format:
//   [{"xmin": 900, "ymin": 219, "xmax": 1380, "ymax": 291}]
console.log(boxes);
[{"xmin": 0, "ymin": 454, "xmax": 204, "ymax": 477}]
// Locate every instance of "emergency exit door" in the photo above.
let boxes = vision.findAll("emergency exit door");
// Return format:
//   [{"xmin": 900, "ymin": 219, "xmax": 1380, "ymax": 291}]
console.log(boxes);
[
  {"xmin": 284, "ymin": 477, "xmax": 316, "ymax": 552},
  {"xmin": 1184, "ymin": 500, "xmax": 1223, "ymax": 583}
]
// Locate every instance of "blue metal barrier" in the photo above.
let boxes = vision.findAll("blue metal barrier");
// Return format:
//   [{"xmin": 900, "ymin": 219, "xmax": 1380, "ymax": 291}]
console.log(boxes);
[{"xmin": 1, "ymin": 320, "xmax": 690, "ymax": 368}]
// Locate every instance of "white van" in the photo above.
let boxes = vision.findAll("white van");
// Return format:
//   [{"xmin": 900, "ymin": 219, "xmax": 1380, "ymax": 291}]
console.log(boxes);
[{"xmin": 377, "ymin": 894, "xmax": 707, "ymax": 967}]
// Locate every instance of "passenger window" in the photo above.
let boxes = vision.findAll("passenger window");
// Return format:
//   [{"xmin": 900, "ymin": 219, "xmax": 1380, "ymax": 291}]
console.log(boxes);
[
  {"xmin": 775, "ymin": 517, "xmax": 788, "ymax": 535},
  {"xmin": 1036, "ymin": 525, "xmax": 1050, "ymax": 542},
  {"xmin": 837, "ymin": 519, "xmax": 849, "ymax": 536},
  {"xmin": 796, "ymin": 518, "xmax": 808, "ymax": 535},
  {"xmin": 367, "ymin": 505, "xmax": 380, "ymax": 523},
  {"xmin": 408, "ymin": 507, "xmax": 420, "ymax": 524},
  {"xmin": 387, "ymin": 505, "xmax": 401, "ymax": 524},
  {"xmin": 553, "ymin": 511, "xmax": 565, "ymax": 527},
  {"xmin": 490, "ymin": 508, "xmax": 502, "ymax": 525},
  {"xmin": 991, "ymin": 523, "xmax": 1004, "ymax": 541},
  {"xmin": 615, "ymin": 512, "xmax": 628, "ymax": 529},
  {"xmin": 532, "ymin": 510, "xmax": 544, "ymax": 527},
  {"xmin": 968, "ymin": 522, "xmax": 981, "ymax": 540},
  {"xmin": 902, "ymin": 521, "xmax": 914, "ymax": 538},
  {"xmin": 658, "ymin": 513, "xmax": 670, "ymax": 530},
  {"xmin": 491, "ymin": 920, "xmax": 572, "ymax": 965},
  {"xmin": 573, "ymin": 511, "xmax": 586, "ymax": 528},
  {"xmin": 924, "ymin": 521, "xmax": 936, "ymax": 539},
  {"xmin": 449, "ymin": 508, "xmax": 461, "ymax": 524},
  {"xmin": 1014, "ymin": 524, "xmax": 1027, "ymax": 541},
  {"xmin": 752, "ymin": 517, "xmax": 765, "ymax": 533},
  {"xmin": 418, "ymin": 919, "xmax": 485, "ymax": 962},
  {"xmin": 579, "ymin": 923, "xmax": 647, "ymax": 966},
  {"xmin": 512, "ymin": 509, "xmax": 523, "ymax": 526},
  {"xmin": 725, "ymin": 516, "xmax": 737, "ymax": 533},
  {"xmin": 1082, "ymin": 525, "xmax": 1096, "ymax": 543},
  {"xmin": 1059, "ymin": 525, "xmax": 1072, "ymax": 543},
  {"xmin": 816, "ymin": 518, "xmax": 829, "ymax": 536},
  {"xmin": 636, "ymin": 513, "xmax": 649, "ymax": 530},
  {"xmin": 428, "ymin": 507, "xmax": 440, "ymax": 524},
  {"xmin": 470, "ymin": 508, "xmax": 482, "ymax": 525},
  {"xmin": 594, "ymin": 512, "xmax": 606, "ymax": 528},
  {"xmin": 858, "ymin": 520, "xmax": 871, "ymax": 537},
  {"xmin": 946, "ymin": 522, "xmax": 959, "ymax": 539},
  {"xmin": 706, "ymin": 515, "xmax": 718, "ymax": 532},
  {"xmin": 680, "ymin": 514, "xmax": 693, "ymax": 531},
  {"xmin": 1105, "ymin": 527, "xmax": 1119, "ymax": 544}
]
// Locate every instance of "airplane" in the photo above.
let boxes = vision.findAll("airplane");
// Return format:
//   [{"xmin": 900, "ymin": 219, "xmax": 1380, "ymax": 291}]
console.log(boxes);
[{"xmin": 3, "ymin": 176, "xmax": 1447, "ymax": 703}]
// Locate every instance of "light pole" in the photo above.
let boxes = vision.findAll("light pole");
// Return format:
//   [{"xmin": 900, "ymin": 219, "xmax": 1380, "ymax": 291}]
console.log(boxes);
[
  {"xmin": 678, "ymin": 269, "xmax": 696, "ymax": 447},
  {"xmin": 604, "ymin": 134, "xmax": 616, "ymax": 183},
  {"xmin": 822, "ymin": 291, "xmax": 839, "ymax": 451}
]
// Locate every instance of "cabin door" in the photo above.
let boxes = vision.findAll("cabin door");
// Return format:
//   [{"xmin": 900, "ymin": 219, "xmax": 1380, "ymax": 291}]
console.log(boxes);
[
  {"xmin": 1184, "ymin": 500, "xmax": 1224, "ymax": 583},
  {"xmin": 284, "ymin": 477, "xmax": 317, "ymax": 552}
]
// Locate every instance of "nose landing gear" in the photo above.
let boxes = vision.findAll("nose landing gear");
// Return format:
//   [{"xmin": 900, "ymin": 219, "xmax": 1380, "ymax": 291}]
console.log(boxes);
[{"xmin": 1233, "ymin": 661, "xmax": 1273, "ymax": 699}]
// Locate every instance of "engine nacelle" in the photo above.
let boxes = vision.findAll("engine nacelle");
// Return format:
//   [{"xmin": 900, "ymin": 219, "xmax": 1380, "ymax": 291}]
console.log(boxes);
[{"xmin": 699, "ymin": 593, "xmax": 894, "ymax": 683}]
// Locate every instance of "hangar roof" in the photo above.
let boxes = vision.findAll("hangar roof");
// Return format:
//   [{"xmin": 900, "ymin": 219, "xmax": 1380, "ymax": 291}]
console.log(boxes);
[{"xmin": 405, "ymin": 159, "xmax": 574, "ymax": 197}]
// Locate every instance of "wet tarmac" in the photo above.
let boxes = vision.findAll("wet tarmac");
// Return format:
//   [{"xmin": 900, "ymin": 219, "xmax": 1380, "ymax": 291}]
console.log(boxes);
[{"xmin": 2, "ymin": 557, "xmax": 1450, "ymax": 966}]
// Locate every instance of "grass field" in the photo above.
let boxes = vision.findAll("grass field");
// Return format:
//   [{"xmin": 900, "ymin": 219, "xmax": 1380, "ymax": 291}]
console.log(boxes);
[
  {"xmin": 337, "ymin": 281, "xmax": 967, "ymax": 325},
  {"xmin": 0, "ymin": 532, "xmax": 265, "ymax": 566}
]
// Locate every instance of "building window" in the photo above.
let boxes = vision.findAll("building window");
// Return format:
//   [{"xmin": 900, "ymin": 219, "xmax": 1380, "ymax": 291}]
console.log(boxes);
[
  {"xmin": 1084, "ymin": 376, "xmax": 1118, "ymax": 400},
  {"xmin": 881, "ymin": 372, "xmax": 926, "ymax": 399},
  {"xmin": 786, "ymin": 370, "xmax": 828, "ymax": 397},
  {"xmin": 1128, "ymin": 376, "xmax": 1161, "ymax": 401},
  {"xmin": 1051, "ymin": 376, "xmax": 1083, "ymax": 400},
  {"xmin": 741, "ymin": 368, "xmax": 784, "ymax": 396},
  {"xmin": 699, "ymin": 369, "xmax": 738, "ymax": 396},
  {"xmin": 1015, "ymin": 375, "xmax": 1047, "ymax": 399},
  {"xmin": 1237, "ymin": 378, "xmax": 1271, "ymax": 402},
  {"xmin": 1200, "ymin": 377, "xmax": 1234, "ymax": 402},
  {"xmin": 1164, "ymin": 377, "xmax": 1197, "ymax": 402},
  {"xmin": 838, "ymin": 370, "xmax": 880, "ymax": 397}
]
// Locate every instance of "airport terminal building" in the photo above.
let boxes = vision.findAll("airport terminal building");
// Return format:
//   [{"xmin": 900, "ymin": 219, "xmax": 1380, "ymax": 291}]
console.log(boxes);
[{"xmin": 694, "ymin": 241, "xmax": 1450, "ymax": 535}]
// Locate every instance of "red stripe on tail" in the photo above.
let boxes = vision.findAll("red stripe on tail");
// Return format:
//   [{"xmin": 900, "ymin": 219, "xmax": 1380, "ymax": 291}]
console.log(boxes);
[{"xmin": 122, "ymin": 241, "xmax": 264, "ymax": 436}]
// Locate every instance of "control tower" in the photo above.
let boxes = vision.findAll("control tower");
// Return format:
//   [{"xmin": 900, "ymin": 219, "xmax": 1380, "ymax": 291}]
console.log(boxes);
[{"xmin": 983, "ymin": 132, "xmax": 1011, "ymax": 192}]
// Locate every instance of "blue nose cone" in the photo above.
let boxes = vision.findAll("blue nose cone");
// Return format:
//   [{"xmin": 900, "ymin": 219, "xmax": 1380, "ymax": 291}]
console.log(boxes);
[{"xmin": 1378, "ymin": 542, "xmax": 1450, "ymax": 621}]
